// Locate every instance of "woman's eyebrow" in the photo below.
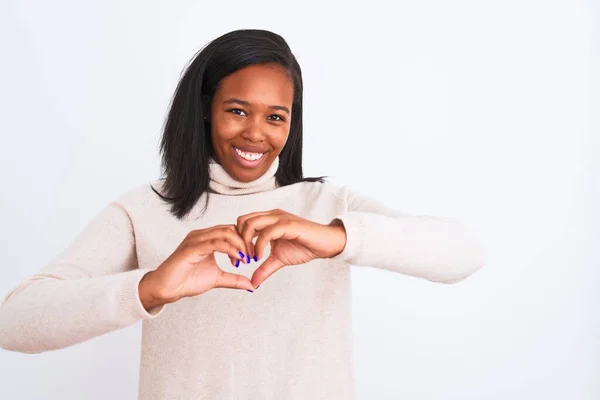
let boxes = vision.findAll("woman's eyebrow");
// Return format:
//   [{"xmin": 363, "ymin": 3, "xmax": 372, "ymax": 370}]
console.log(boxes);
[{"xmin": 223, "ymin": 98, "xmax": 290, "ymax": 115}]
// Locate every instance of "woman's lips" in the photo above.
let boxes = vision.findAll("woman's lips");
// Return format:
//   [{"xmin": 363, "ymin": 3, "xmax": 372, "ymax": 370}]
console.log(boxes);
[{"xmin": 232, "ymin": 146, "xmax": 266, "ymax": 168}]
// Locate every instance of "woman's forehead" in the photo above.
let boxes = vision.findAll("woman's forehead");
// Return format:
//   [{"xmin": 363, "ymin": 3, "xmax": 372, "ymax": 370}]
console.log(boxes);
[{"xmin": 216, "ymin": 64, "xmax": 294, "ymax": 105}]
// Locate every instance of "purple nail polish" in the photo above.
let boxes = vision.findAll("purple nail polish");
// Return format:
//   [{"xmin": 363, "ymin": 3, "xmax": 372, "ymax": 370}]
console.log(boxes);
[
  {"xmin": 235, "ymin": 260, "xmax": 240, "ymax": 268},
  {"xmin": 256, "ymin": 285, "xmax": 260, "ymax": 289},
  {"xmin": 238, "ymin": 251, "xmax": 245, "ymax": 258},
  {"xmin": 246, "ymin": 289, "xmax": 253, "ymax": 293},
  {"xmin": 253, "ymin": 255, "xmax": 258, "ymax": 262},
  {"xmin": 246, "ymin": 255, "xmax": 250, "ymax": 263}
]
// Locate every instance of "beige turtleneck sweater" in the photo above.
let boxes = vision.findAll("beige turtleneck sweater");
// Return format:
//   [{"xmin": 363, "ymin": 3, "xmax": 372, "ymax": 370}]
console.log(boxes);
[{"xmin": 0, "ymin": 158, "xmax": 484, "ymax": 399}]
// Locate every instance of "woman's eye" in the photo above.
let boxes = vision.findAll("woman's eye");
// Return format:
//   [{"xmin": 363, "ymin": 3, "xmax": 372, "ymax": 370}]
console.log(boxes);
[
  {"xmin": 228, "ymin": 108, "xmax": 246, "ymax": 116},
  {"xmin": 268, "ymin": 114, "xmax": 285, "ymax": 122}
]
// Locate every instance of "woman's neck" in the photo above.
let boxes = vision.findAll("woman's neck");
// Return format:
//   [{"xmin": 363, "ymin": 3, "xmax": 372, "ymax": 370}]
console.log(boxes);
[{"xmin": 208, "ymin": 157, "xmax": 279, "ymax": 195}]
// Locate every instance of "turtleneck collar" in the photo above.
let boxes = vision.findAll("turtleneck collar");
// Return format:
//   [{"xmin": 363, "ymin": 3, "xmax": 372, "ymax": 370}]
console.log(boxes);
[{"xmin": 208, "ymin": 157, "xmax": 279, "ymax": 195}]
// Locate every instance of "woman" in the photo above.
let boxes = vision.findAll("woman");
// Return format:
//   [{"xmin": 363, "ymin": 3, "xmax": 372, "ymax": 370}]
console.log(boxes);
[{"xmin": 0, "ymin": 29, "xmax": 484, "ymax": 399}]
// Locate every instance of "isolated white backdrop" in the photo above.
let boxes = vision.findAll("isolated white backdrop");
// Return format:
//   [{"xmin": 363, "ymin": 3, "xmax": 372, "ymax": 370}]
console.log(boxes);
[{"xmin": 0, "ymin": 1, "xmax": 598, "ymax": 399}]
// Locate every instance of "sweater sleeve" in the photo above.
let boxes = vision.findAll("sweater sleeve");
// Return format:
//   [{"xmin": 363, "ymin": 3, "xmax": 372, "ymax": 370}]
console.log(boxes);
[
  {"xmin": 0, "ymin": 202, "xmax": 164, "ymax": 354},
  {"xmin": 330, "ymin": 187, "xmax": 485, "ymax": 283}
]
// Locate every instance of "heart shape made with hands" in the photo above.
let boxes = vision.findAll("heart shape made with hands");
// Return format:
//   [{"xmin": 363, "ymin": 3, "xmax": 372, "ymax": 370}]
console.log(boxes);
[{"xmin": 139, "ymin": 209, "xmax": 347, "ymax": 308}]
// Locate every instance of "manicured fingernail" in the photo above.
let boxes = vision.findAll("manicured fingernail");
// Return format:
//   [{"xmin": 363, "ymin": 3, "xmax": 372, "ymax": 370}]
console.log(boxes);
[
  {"xmin": 235, "ymin": 260, "xmax": 240, "ymax": 268},
  {"xmin": 253, "ymin": 255, "xmax": 258, "ymax": 262},
  {"xmin": 246, "ymin": 255, "xmax": 250, "ymax": 263},
  {"xmin": 256, "ymin": 285, "xmax": 260, "ymax": 289},
  {"xmin": 238, "ymin": 251, "xmax": 245, "ymax": 258},
  {"xmin": 246, "ymin": 289, "xmax": 254, "ymax": 293}
]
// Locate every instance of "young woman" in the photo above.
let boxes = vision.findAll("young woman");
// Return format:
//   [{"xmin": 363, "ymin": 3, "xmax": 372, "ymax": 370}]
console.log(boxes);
[{"xmin": 0, "ymin": 29, "xmax": 484, "ymax": 399}]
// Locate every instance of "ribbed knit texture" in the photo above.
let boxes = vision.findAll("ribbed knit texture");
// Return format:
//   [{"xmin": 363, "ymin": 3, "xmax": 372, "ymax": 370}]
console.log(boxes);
[
  {"xmin": 208, "ymin": 156, "xmax": 279, "ymax": 195},
  {"xmin": 0, "ymin": 159, "xmax": 485, "ymax": 399}
]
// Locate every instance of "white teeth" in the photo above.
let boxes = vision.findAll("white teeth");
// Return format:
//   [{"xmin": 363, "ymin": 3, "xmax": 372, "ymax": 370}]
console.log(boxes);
[{"xmin": 235, "ymin": 147, "xmax": 264, "ymax": 161}]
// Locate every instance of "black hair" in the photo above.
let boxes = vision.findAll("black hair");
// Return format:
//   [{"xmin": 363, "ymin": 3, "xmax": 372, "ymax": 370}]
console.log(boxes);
[{"xmin": 151, "ymin": 29, "xmax": 324, "ymax": 220}]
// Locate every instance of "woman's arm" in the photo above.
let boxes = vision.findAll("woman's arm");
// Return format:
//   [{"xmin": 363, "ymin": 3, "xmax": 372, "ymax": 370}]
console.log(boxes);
[
  {"xmin": 0, "ymin": 202, "xmax": 162, "ymax": 354},
  {"xmin": 331, "ymin": 186, "xmax": 485, "ymax": 283}
]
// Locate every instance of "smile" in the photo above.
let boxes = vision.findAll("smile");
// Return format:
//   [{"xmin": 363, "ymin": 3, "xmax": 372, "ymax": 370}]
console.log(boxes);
[
  {"xmin": 234, "ymin": 147, "xmax": 265, "ymax": 161},
  {"xmin": 232, "ymin": 146, "xmax": 267, "ymax": 168}
]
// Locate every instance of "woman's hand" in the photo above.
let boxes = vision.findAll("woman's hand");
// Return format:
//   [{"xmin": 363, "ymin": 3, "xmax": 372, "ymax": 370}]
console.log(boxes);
[
  {"xmin": 236, "ymin": 209, "xmax": 347, "ymax": 288},
  {"xmin": 138, "ymin": 225, "xmax": 254, "ymax": 310}
]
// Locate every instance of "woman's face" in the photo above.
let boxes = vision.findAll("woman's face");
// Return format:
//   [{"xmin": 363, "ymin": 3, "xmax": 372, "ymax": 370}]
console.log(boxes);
[{"xmin": 210, "ymin": 63, "xmax": 294, "ymax": 182}]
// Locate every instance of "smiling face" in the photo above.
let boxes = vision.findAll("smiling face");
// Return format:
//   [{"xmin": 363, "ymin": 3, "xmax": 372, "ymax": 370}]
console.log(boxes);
[{"xmin": 209, "ymin": 63, "xmax": 294, "ymax": 182}]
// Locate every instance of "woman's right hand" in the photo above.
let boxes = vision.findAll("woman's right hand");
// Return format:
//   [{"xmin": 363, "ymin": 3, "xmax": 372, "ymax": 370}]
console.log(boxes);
[{"xmin": 138, "ymin": 225, "xmax": 254, "ymax": 310}]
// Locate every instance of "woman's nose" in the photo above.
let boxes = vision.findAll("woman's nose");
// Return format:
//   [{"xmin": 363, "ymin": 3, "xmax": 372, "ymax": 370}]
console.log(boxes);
[{"xmin": 240, "ymin": 117, "xmax": 266, "ymax": 142}]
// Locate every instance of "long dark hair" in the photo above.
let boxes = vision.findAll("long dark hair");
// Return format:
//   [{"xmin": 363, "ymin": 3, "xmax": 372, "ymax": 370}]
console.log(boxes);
[{"xmin": 151, "ymin": 29, "xmax": 324, "ymax": 220}]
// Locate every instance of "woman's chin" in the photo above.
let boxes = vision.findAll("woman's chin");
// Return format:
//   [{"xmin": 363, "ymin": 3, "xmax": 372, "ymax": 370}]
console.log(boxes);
[{"xmin": 227, "ymin": 160, "xmax": 270, "ymax": 182}]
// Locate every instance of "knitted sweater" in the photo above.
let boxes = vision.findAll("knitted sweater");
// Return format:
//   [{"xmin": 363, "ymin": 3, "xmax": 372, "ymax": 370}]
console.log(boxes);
[{"xmin": 0, "ymin": 158, "xmax": 484, "ymax": 399}]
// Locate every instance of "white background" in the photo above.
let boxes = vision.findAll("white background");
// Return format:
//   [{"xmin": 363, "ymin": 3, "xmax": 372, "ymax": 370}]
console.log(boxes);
[{"xmin": 0, "ymin": 0, "xmax": 598, "ymax": 399}]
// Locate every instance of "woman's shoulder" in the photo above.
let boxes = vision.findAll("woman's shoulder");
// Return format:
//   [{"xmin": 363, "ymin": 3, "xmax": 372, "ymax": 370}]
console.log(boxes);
[
  {"xmin": 111, "ymin": 179, "xmax": 171, "ymax": 216},
  {"xmin": 293, "ymin": 179, "xmax": 353, "ymax": 203}
]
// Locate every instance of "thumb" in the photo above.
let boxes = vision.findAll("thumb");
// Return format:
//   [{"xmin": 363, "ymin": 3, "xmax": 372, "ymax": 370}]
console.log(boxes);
[
  {"xmin": 214, "ymin": 269, "xmax": 255, "ymax": 291},
  {"xmin": 250, "ymin": 255, "xmax": 285, "ymax": 288}
]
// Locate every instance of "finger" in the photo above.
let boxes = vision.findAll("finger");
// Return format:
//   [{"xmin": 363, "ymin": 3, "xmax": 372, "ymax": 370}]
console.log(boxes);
[
  {"xmin": 240, "ymin": 215, "xmax": 281, "ymax": 260},
  {"xmin": 215, "ymin": 269, "xmax": 255, "ymax": 291},
  {"xmin": 254, "ymin": 221, "xmax": 300, "ymax": 261},
  {"xmin": 222, "ymin": 225, "xmax": 252, "ymax": 264},
  {"xmin": 229, "ymin": 255, "xmax": 241, "ymax": 268},
  {"xmin": 237, "ymin": 209, "xmax": 281, "ymax": 226},
  {"xmin": 186, "ymin": 224, "xmax": 232, "ymax": 239},
  {"xmin": 236, "ymin": 211, "xmax": 267, "ymax": 234},
  {"xmin": 188, "ymin": 227, "xmax": 250, "ymax": 263},
  {"xmin": 236, "ymin": 209, "xmax": 287, "ymax": 237},
  {"xmin": 250, "ymin": 255, "xmax": 285, "ymax": 288},
  {"xmin": 248, "ymin": 241, "xmax": 256, "ymax": 263},
  {"xmin": 184, "ymin": 239, "xmax": 245, "ymax": 264},
  {"xmin": 236, "ymin": 211, "xmax": 275, "ymax": 257},
  {"xmin": 186, "ymin": 225, "xmax": 246, "ymax": 249},
  {"xmin": 220, "ymin": 226, "xmax": 251, "ymax": 261}
]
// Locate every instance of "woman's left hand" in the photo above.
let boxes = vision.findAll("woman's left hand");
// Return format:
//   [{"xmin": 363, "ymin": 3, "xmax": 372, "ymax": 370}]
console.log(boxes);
[{"xmin": 236, "ymin": 209, "xmax": 347, "ymax": 288}]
